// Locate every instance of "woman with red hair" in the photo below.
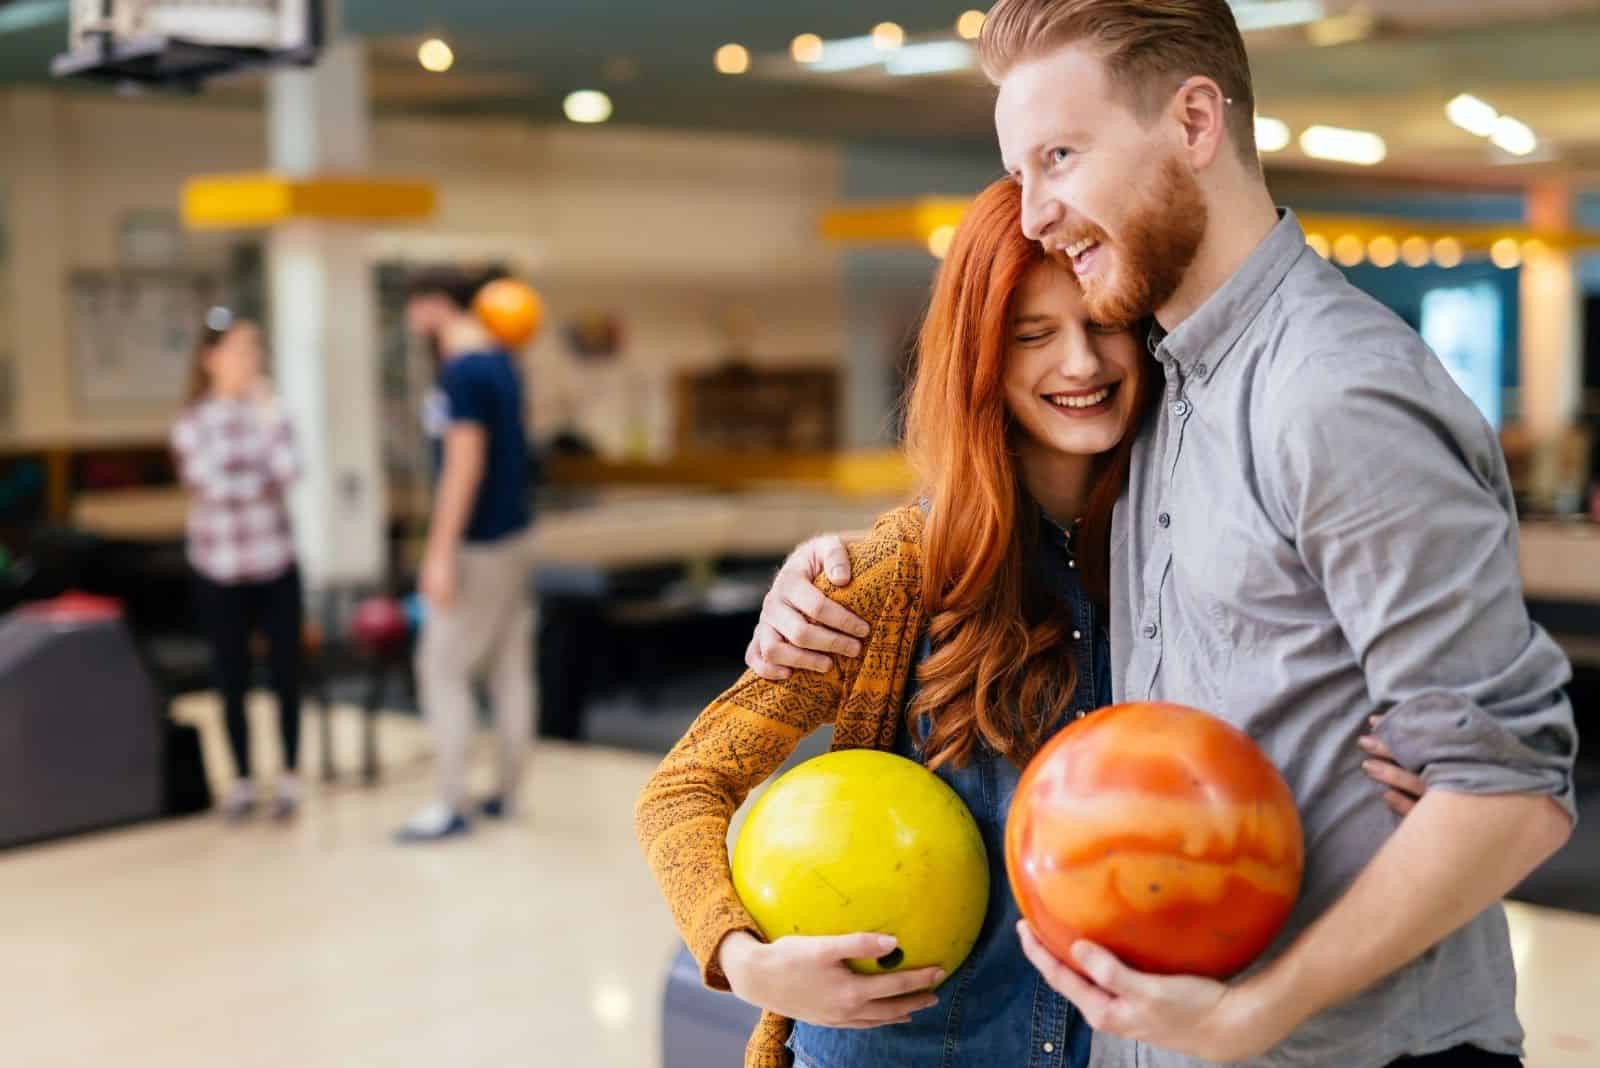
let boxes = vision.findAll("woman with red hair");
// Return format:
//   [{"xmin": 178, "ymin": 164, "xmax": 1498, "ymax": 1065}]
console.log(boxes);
[
  {"xmin": 634, "ymin": 179, "xmax": 1396, "ymax": 1068},
  {"xmin": 637, "ymin": 178, "xmax": 1146, "ymax": 1067}
]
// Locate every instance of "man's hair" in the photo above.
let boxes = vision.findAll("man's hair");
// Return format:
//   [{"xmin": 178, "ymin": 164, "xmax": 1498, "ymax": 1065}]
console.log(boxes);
[
  {"xmin": 404, "ymin": 267, "xmax": 483, "ymax": 311},
  {"xmin": 980, "ymin": 0, "xmax": 1258, "ymax": 165}
]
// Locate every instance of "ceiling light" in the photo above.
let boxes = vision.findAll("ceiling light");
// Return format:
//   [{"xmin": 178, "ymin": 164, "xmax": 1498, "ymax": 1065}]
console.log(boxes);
[
  {"xmin": 715, "ymin": 43, "xmax": 750, "ymax": 75},
  {"xmin": 418, "ymin": 38, "xmax": 454, "ymax": 74},
  {"xmin": 1433, "ymin": 237, "xmax": 1463, "ymax": 269},
  {"xmin": 886, "ymin": 42, "xmax": 975, "ymax": 77},
  {"xmin": 1254, "ymin": 115, "xmax": 1291, "ymax": 153},
  {"xmin": 873, "ymin": 22, "xmax": 905, "ymax": 50},
  {"xmin": 928, "ymin": 225, "xmax": 957, "ymax": 259},
  {"xmin": 1446, "ymin": 94, "xmax": 1499, "ymax": 138},
  {"xmin": 1299, "ymin": 125, "xmax": 1386, "ymax": 166},
  {"xmin": 1400, "ymin": 236, "xmax": 1430, "ymax": 268},
  {"xmin": 1490, "ymin": 238, "xmax": 1522, "ymax": 270},
  {"xmin": 1305, "ymin": 233, "xmax": 1331, "ymax": 259},
  {"xmin": 1368, "ymin": 235, "xmax": 1398, "ymax": 268},
  {"xmin": 1231, "ymin": 0, "xmax": 1326, "ymax": 33},
  {"xmin": 808, "ymin": 36, "xmax": 886, "ymax": 73},
  {"xmin": 563, "ymin": 90, "xmax": 613, "ymax": 124},
  {"xmin": 1489, "ymin": 115, "xmax": 1537, "ymax": 157},
  {"xmin": 957, "ymin": 10, "xmax": 987, "ymax": 40},
  {"xmin": 1306, "ymin": 10, "xmax": 1375, "ymax": 47},
  {"xmin": 1333, "ymin": 234, "xmax": 1365, "ymax": 267},
  {"xmin": 791, "ymin": 33, "xmax": 824, "ymax": 64}
]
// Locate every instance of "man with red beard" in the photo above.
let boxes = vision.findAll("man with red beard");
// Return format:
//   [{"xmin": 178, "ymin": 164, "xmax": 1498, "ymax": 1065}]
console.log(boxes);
[{"xmin": 740, "ymin": 2, "xmax": 1577, "ymax": 1067}]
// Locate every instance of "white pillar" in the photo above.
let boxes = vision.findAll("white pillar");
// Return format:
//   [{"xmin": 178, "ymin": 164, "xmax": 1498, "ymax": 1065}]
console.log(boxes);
[
  {"xmin": 267, "ymin": 29, "xmax": 385, "ymax": 590},
  {"xmin": 1519, "ymin": 182, "xmax": 1585, "ymax": 508},
  {"xmin": 1520, "ymin": 182, "xmax": 1583, "ymax": 438}
]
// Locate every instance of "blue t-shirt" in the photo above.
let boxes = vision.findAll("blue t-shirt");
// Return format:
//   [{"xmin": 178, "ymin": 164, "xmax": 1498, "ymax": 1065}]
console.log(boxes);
[{"xmin": 427, "ymin": 349, "xmax": 532, "ymax": 544}]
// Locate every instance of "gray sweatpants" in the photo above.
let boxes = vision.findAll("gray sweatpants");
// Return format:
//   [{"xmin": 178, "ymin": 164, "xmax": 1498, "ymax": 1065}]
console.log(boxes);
[{"xmin": 416, "ymin": 530, "xmax": 537, "ymax": 813}]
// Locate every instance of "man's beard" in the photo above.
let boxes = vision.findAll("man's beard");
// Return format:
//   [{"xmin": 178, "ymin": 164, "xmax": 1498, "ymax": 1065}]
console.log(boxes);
[{"xmin": 1076, "ymin": 155, "xmax": 1207, "ymax": 329}]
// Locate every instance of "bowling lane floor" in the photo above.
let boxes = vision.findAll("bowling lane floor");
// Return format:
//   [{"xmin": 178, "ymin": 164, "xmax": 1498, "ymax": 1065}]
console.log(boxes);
[{"xmin": 1, "ymin": 694, "xmax": 1597, "ymax": 1068}]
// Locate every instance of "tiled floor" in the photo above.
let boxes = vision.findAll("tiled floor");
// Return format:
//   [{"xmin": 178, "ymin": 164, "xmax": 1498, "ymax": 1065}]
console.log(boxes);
[{"xmin": 1, "ymin": 695, "xmax": 1595, "ymax": 1067}]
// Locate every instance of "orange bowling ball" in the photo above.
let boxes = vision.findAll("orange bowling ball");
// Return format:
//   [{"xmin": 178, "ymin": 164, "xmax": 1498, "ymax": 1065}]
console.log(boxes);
[
  {"xmin": 1005, "ymin": 701, "xmax": 1304, "ymax": 978},
  {"xmin": 473, "ymin": 278, "xmax": 544, "ymax": 348}
]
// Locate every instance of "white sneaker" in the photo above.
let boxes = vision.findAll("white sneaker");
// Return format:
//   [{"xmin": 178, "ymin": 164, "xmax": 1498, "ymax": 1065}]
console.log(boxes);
[
  {"xmin": 222, "ymin": 779, "xmax": 257, "ymax": 822},
  {"xmin": 272, "ymin": 774, "xmax": 302, "ymax": 821},
  {"xmin": 394, "ymin": 801, "xmax": 469, "ymax": 843}
]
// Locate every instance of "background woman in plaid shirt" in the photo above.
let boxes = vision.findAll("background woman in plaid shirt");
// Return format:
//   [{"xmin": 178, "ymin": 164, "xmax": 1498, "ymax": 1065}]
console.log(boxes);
[{"xmin": 171, "ymin": 308, "xmax": 305, "ymax": 822}]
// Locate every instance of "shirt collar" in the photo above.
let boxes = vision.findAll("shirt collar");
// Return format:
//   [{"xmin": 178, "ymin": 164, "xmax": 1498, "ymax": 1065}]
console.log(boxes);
[{"xmin": 1153, "ymin": 208, "xmax": 1307, "ymax": 380}]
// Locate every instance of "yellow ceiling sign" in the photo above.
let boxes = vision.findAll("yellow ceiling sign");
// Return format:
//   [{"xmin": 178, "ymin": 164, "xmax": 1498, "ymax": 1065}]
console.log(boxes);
[
  {"xmin": 182, "ymin": 173, "xmax": 437, "ymax": 229},
  {"xmin": 820, "ymin": 197, "xmax": 971, "ymax": 244},
  {"xmin": 820, "ymin": 200, "xmax": 1600, "ymax": 256}
]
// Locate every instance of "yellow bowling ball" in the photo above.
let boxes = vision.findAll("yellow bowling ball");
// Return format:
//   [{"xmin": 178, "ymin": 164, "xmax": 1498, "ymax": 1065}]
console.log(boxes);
[{"xmin": 731, "ymin": 749, "xmax": 989, "ymax": 985}]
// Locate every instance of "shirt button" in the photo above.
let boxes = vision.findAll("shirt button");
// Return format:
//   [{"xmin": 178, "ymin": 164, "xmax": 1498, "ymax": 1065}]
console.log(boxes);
[
  {"xmin": 1158, "ymin": 512, "xmax": 1171, "ymax": 529},
  {"xmin": 1143, "ymin": 622, "xmax": 1159, "ymax": 639},
  {"xmin": 1072, "ymin": 630, "xmax": 1082, "ymax": 641},
  {"xmin": 1068, "ymin": 559, "xmax": 1076, "ymax": 569},
  {"xmin": 1043, "ymin": 1042, "xmax": 1056, "ymax": 1054},
  {"xmin": 1173, "ymin": 399, "xmax": 1191, "ymax": 417},
  {"xmin": 1195, "ymin": 363, "xmax": 1209, "ymax": 378}
]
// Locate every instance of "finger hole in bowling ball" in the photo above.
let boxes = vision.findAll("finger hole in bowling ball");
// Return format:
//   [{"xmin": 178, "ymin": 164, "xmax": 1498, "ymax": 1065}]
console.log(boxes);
[{"xmin": 876, "ymin": 948, "xmax": 905, "ymax": 970}]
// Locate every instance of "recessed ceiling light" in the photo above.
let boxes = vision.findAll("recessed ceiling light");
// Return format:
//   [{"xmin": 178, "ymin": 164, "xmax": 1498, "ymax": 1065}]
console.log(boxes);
[
  {"xmin": 1490, "ymin": 237, "xmax": 1522, "ymax": 269},
  {"xmin": 1254, "ymin": 115, "xmax": 1291, "ymax": 153},
  {"xmin": 886, "ymin": 42, "xmax": 974, "ymax": 77},
  {"xmin": 1489, "ymin": 115, "xmax": 1537, "ymax": 157},
  {"xmin": 1306, "ymin": 10, "xmax": 1375, "ymax": 47},
  {"xmin": 1446, "ymin": 94, "xmax": 1499, "ymax": 138},
  {"xmin": 791, "ymin": 33, "xmax": 824, "ymax": 64},
  {"xmin": 418, "ymin": 38, "xmax": 453, "ymax": 74},
  {"xmin": 1333, "ymin": 234, "xmax": 1365, "ymax": 267},
  {"xmin": 715, "ymin": 43, "xmax": 750, "ymax": 75},
  {"xmin": 1299, "ymin": 125, "xmax": 1386, "ymax": 166},
  {"xmin": 1232, "ymin": 0, "xmax": 1326, "ymax": 32},
  {"xmin": 564, "ymin": 90, "xmax": 613, "ymax": 124},
  {"xmin": 1400, "ymin": 236, "xmax": 1431, "ymax": 267}
]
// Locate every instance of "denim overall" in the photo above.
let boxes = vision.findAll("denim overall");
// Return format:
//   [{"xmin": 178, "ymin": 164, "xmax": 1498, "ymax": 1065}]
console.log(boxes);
[{"xmin": 791, "ymin": 514, "xmax": 1111, "ymax": 1068}]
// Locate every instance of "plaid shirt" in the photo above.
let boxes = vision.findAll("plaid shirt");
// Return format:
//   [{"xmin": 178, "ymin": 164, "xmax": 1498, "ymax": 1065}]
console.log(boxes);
[{"xmin": 171, "ymin": 397, "xmax": 301, "ymax": 585}]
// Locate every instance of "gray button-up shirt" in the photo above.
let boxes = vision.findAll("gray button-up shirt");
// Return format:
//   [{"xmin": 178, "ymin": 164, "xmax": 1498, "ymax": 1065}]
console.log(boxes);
[{"xmin": 1102, "ymin": 210, "xmax": 1578, "ymax": 1068}]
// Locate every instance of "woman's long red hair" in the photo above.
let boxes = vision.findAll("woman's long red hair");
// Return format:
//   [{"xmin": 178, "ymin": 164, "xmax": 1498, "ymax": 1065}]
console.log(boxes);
[{"xmin": 903, "ymin": 178, "xmax": 1156, "ymax": 771}]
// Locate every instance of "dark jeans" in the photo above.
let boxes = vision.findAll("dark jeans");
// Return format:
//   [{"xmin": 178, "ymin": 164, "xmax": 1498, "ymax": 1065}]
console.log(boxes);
[
  {"xmin": 193, "ymin": 566, "xmax": 304, "ymax": 779},
  {"xmin": 1388, "ymin": 1047, "xmax": 1522, "ymax": 1067}
]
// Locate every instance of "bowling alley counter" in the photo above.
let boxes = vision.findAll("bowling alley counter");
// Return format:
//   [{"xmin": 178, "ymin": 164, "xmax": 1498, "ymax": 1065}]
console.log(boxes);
[
  {"xmin": 62, "ymin": 486, "xmax": 1600, "ymax": 739},
  {"xmin": 68, "ymin": 485, "xmax": 1600, "ymax": 602},
  {"xmin": 65, "ymin": 484, "xmax": 896, "ymax": 574}
]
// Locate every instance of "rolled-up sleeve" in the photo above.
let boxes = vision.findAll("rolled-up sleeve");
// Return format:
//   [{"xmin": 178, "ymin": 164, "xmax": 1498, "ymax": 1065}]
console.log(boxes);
[{"xmin": 1272, "ymin": 350, "xmax": 1578, "ymax": 822}]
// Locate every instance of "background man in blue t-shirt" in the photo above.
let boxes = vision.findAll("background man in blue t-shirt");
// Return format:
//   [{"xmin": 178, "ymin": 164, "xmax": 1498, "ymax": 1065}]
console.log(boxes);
[{"xmin": 396, "ymin": 268, "xmax": 537, "ymax": 843}]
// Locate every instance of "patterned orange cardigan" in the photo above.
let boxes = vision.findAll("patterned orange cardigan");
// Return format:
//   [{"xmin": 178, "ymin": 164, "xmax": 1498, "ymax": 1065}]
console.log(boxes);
[{"xmin": 634, "ymin": 505, "xmax": 929, "ymax": 1068}]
